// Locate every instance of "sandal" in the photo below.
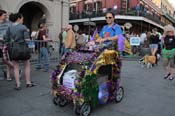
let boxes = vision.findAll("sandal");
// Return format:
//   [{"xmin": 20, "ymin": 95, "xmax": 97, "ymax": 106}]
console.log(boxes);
[
  {"xmin": 26, "ymin": 82, "xmax": 36, "ymax": 88},
  {"xmin": 14, "ymin": 86, "xmax": 21, "ymax": 90},
  {"xmin": 6, "ymin": 78, "xmax": 12, "ymax": 81},
  {"xmin": 169, "ymin": 77, "xmax": 174, "ymax": 81},
  {"xmin": 164, "ymin": 73, "xmax": 171, "ymax": 79}
]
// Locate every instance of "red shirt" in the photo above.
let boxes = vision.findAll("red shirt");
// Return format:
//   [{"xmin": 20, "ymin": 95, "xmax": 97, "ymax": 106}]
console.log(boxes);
[{"xmin": 38, "ymin": 29, "xmax": 47, "ymax": 47}]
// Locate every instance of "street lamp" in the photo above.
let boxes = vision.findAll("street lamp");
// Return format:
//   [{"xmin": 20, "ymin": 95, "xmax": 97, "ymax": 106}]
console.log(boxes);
[
  {"xmin": 60, "ymin": 0, "xmax": 70, "ymax": 28},
  {"xmin": 113, "ymin": 5, "xmax": 117, "ymax": 10},
  {"xmin": 86, "ymin": 11, "xmax": 93, "ymax": 41},
  {"xmin": 102, "ymin": 7, "xmax": 107, "ymax": 16},
  {"xmin": 113, "ymin": 4, "xmax": 117, "ymax": 15},
  {"xmin": 103, "ymin": 7, "xmax": 107, "ymax": 13},
  {"xmin": 61, "ymin": 1, "xmax": 63, "ymax": 29}
]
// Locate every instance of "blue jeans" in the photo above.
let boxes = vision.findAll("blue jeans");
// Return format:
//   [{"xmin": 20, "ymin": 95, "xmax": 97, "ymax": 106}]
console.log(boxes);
[
  {"xmin": 60, "ymin": 45, "xmax": 65, "ymax": 56},
  {"xmin": 64, "ymin": 48, "xmax": 72, "ymax": 54},
  {"xmin": 36, "ymin": 47, "xmax": 49, "ymax": 70}
]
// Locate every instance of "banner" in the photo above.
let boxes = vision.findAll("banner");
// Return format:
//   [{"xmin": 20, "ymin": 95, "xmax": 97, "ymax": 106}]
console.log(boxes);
[{"xmin": 130, "ymin": 37, "xmax": 140, "ymax": 46}]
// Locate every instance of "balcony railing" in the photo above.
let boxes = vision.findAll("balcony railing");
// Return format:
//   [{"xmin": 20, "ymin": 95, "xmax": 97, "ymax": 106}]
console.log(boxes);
[
  {"xmin": 163, "ymin": 13, "xmax": 175, "ymax": 23},
  {"xmin": 69, "ymin": 9, "xmax": 165, "ymax": 26}
]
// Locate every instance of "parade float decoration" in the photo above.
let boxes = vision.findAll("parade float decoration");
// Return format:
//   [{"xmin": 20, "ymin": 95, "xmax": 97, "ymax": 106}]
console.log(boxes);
[{"xmin": 51, "ymin": 44, "xmax": 124, "ymax": 116}]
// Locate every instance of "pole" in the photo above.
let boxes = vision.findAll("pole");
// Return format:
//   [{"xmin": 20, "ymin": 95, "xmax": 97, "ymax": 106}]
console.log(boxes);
[
  {"xmin": 88, "ymin": 12, "xmax": 91, "ymax": 41},
  {"xmin": 141, "ymin": 20, "xmax": 143, "ymax": 32},
  {"xmin": 61, "ymin": 1, "xmax": 63, "ymax": 28}
]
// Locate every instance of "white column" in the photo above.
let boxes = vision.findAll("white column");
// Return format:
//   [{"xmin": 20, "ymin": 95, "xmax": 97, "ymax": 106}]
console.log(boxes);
[{"xmin": 48, "ymin": 0, "xmax": 69, "ymax": 41}]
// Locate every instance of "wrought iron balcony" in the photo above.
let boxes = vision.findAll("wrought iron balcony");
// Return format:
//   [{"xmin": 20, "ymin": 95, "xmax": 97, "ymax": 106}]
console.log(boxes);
[{"xmin": 69, "ymin": 9, "xmax": 165, "ymax": 26}]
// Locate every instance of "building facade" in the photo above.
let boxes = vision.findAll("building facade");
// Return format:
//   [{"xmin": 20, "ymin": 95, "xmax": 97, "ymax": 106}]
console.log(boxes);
[
  {"xmin": 69, "ymin": 0, "xmax": 175, "ymax": 34},
  {"xmin": 0, "ymin": 0, "xmax": 70, "ymax": 40},
  {"xmin": 161, "ymin": 0, "xmax": 175, "ymax": 25}
]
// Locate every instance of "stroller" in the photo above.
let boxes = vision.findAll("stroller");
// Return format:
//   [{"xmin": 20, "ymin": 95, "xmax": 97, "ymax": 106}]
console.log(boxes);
[{"xmin": 51, "ymin": 45, "xmax": 124, "ymax": 116}]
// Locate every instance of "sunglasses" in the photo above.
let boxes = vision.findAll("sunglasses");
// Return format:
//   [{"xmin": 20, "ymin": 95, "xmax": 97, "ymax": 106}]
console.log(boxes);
[{"xmin": 105, "ymin": 17, "xmax": 113, "ymax": 19}]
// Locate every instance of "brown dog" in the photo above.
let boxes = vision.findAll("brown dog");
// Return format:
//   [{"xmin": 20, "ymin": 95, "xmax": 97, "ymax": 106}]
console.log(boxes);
[
  {"xmin": 139, "ymin": 55, "xmax": 156, "ymax": 68},
  {"xmin": 144, "ymin": 55, "xmax": 156, "ymax": 65}
]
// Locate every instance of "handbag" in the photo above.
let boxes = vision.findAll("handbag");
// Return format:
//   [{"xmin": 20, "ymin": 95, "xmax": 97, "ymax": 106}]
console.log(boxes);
[{"xmin": 10, "ymin": 41, "xmax": 31, "ymax": 60}]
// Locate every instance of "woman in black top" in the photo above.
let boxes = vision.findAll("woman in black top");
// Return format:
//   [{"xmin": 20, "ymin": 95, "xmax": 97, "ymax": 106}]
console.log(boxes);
[
  {"xmin": 162, "ymin": 24, "xmax": 175, "ymax": 80},
  {"xmin": 149, "ymin": 28, "xmax": 160, "ymax": 65},
  {"xmin": 149, "ymin": 28, "xmax": 160, "ymax": 56}
]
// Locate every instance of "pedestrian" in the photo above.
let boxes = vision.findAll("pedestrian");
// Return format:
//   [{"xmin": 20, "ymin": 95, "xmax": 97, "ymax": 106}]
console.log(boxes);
[
  {"xmin": 162, "ymin": 24, "xmax": 175, "ymax": 80},
  {"xmin": 35, "ymin": 23, "xmax": 52, "ymax": 72},
  {"xmin": 60, "ymin": 27, "xmax": 67, "ymax": 56},
  {"xmin": 58, "ymin": 28, "xmax": 63, "ymax": 55},
  {"xmin": 149, "ymin": 28, "xmax": 160, "ymax": 65},
  {"xmin": 5, "ymin": 13, "xmax": 34, "ymax": 90},
  {"xmin": 64, "ymin": 24, "xmax": 76, "ymax": 54},
  {"xmin": 38, "ymin": 14, "xmax": 46, "ymax": 28},
  {"xmin": 96, "ymin": 11, "xmax": 124, "ymax": 55},
  {"xmin": 76, "ymin": 30, "xmax": 86, "ymax": 48},
  {"xmin": 0, "ymin": 9, "xmax": 13, "ymax": 81}
]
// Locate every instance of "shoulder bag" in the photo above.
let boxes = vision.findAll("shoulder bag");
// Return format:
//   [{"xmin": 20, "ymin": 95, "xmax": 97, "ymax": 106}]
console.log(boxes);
[{"xmin": 10, "ymin": 41, "xmax": 31, "ymax": 61}]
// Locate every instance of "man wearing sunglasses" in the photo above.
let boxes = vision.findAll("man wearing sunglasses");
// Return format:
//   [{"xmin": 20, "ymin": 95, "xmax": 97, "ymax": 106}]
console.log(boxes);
[{"xmin": 96, "ymin": 11, "xmax": 124, "ymax": 55}]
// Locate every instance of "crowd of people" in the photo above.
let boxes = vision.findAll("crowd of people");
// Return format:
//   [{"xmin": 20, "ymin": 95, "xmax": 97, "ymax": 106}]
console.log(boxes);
[
  {"xmin": 60, "ymin": 11, "xmax": 175, "ymax": 81},
  {"xmin": 59, "ymin": 11, "xmax": 124, "ymax": 57},
  {"xmin": 1, "ymin": 8, "xmax": 175, "ymax": 91},
  {"xmin": 0, "ymin": 9, "xmax": 52, "ymax": 90}
]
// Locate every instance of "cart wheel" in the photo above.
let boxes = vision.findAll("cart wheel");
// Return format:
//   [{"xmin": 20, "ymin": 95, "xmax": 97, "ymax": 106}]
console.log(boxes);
[
  {"xmin": 52, "ymin": 95, "xmax": 60, "ymax": 105},
  {"xmin": 115, "ymin": 86, "xmax": 124, "ymax": 103},
  {"xmin": 74, "ymin": 105, "xmax": 80, "ymax": 115},
  {"xmin": 58, "ymin": 96, "xmax": 67, "ymax": 107},
  {"xmin": 80, "ymin": 103, "xmax": 91, "ymax": 116}
]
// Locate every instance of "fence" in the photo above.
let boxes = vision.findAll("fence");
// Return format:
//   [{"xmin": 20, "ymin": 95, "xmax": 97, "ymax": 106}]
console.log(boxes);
[
  {"xmin": 26, "ymin": 40, "xmax": 60, "ymax": 63},
  {"xmin": 0, "ymin": 40, "xmax": 60, "ymax": 67},
  {"xmin": 0, "ymin": 40, "xmax": 60, "ymax": 78}
]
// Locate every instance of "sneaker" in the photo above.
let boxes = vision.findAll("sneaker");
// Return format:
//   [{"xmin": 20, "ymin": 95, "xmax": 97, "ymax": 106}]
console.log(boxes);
[{"xmin": 164, "ymin": 73, "xmax": 171, "ymax": 79}]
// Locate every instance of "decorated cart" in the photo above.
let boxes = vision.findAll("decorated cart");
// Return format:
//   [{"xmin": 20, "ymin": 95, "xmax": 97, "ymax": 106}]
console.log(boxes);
[{"xmin": 51, "ymin": 45, "xmax": 124, "ymax": 116}]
